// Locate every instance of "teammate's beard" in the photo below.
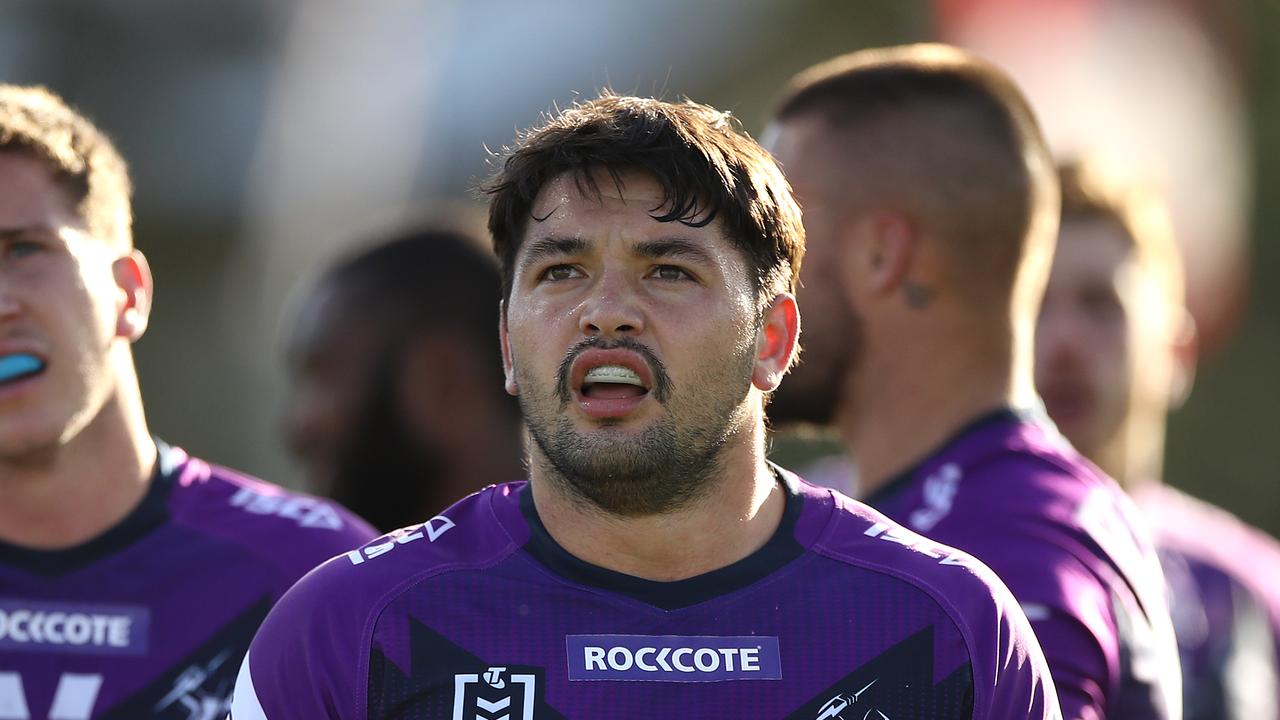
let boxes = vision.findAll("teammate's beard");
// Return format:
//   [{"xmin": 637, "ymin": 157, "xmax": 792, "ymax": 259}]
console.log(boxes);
[
  {"xmin": 331, "ymin": 350, "xmax": 447, "ymax": 532},
  {"xmin": 766, "ymin": 299, "xmax": 864, "ymax": 427},
  {"xmin": 518, "ymin": 336, "xmax": 756, "ymax": 518}
]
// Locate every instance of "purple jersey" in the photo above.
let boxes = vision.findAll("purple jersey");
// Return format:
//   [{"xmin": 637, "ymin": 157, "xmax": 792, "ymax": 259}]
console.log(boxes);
[
  {"xmin": 865, "ymin": 409, "xmax": 1181, "ymax": 720},
  {"xmin": 1135, "ymin": 484, "xmax": 1280, "ymax": 720},
  {"xmin": 0, "ymin": 441, "xmax": 377, "ymax": 719},
  {"xmin": 229, "ymin": 468, "xmax": 1060, "ymax": 719}
]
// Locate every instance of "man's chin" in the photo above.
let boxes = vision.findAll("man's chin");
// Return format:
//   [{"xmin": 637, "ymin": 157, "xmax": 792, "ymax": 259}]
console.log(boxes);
[
  {"xmin": 559, "ymin": 462, "xmax": 704, "ymax": 518},
  {"xmin": 554, "ymin": 441, "xmax": 661, "ymax": 476},
  {"xmin": 0, "ymin": 423, "xmax": 63, "ymax": 465},
  {"xmin": 1042, "ymin": 398, "xmax": 1096, "ymax": 444},
  {"xmin": 567, "ymin": 416, "xmax": 655, "ymax": 438},
  {"xmin": 1046, "ymin": 413, "xmax": 1105, "ymax": 459}
]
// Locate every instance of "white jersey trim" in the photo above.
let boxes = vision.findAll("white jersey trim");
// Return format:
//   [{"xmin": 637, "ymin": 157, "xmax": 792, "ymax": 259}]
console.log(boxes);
[{"xmin": 227, "ymin": 650, "xmax": 268, "ymax": 720}]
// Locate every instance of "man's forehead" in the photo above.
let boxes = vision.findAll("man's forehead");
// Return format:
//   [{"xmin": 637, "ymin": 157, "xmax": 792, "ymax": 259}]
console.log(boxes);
[
  {"xmin": 1056, "ymin": 218, "xmax": 1134, "ymax": 268},
  {"xmin": 521, "ymin": 171, "xmax": 729, "ymax": 251},
  {"xmin": 530, "ymin": 170, "xmax": 670, "ymax": 217},
  {"xmin": 0, "ymin": 153, "xmax": 76, "ymax": 217}
]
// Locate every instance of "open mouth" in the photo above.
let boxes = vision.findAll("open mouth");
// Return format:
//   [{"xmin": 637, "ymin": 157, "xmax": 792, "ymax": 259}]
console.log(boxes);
[
  {"xmin": 567, "ymin": 348, "xmax": 659, "ymax": 419},
  {"xmin": 0, "ymin": 353, "xmax": 46, "ymax": 387},
  {"xmin": 1039, "ymin": 382, "xmax": 1091, "ymax": 426},
  {"xmin": 581, "ymin": 364, "xmax": 649, "ymax": 400}
]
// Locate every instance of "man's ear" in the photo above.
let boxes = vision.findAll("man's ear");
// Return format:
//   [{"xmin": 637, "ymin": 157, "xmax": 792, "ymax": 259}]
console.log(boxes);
[
  {"xmin": 499, "ymin": 301, "xmax": 519, "ymax": 396},
  {"xmin": 752, "ymin": 293, "xmax": 800, "ymax": 392},
  {"xmin": 1168, "ymin": 308, "xmax": 1198, "ymax": 410},
  {"xmin": 113, "ymin": 250, "xmax": 153, "ymax": 342},
  {"xmin": 841, "ymin": 212, "xmax": 916, "ymax": 305}
]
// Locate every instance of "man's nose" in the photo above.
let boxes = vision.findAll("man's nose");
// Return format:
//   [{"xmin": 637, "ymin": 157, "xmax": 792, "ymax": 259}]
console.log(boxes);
[{"xmin": 579, "ymin": 272, "xmax": 645, "ymax": 338}]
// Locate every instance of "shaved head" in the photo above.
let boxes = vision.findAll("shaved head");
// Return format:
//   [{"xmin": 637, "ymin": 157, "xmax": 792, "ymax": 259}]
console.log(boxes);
[{"xmin": 772, "ymin": 44, "xmax": 1058, "ymax": 310}]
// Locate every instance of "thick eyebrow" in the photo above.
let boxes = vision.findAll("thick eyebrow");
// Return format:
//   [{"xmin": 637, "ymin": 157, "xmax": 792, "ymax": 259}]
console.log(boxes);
[
  {"xmin": 0, "ymin": 225, "xmax": 58, "ymax": 241},
  {"xmin": 516, "ymin": 235, "xmax": 588, "ymax": 276},
  {"xmin": 633, "ymin": 238, "xmax": 715, "ymax": 266}
]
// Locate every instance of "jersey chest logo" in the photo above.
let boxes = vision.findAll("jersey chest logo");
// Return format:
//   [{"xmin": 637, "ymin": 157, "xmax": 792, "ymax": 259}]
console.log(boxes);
[
  {"xmin": 565, "ymin": 635, "xmax": 782, "ymax": 682},
  {"xmin": 453, "ymin": 666, "xmax": 540, "ymax": 720},
  {"xmin": 0, "ymin": 598, "xmax": 149, "ymax": 656}
]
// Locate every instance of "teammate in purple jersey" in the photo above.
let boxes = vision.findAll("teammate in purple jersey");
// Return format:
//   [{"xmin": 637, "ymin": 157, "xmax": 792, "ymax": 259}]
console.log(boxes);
[
  {"xmin": 1038, "ymin": 158, "xmax": 1280, "ymax": 719},
  {"xmin": 763, "ymin": 46, "xmax": 1181, "ymax": 719},
  {"xmin": 0, "ymin": 85, "xmax": 377, "ymax": 719},
  {"xmin": 229, "ymin": 93, "xmax": 1061, "ymax": 719}
]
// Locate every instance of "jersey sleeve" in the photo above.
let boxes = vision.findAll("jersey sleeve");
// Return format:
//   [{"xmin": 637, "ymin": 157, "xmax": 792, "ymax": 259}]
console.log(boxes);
[
  {"xmin": 1024, "ymin": 609, "xmax": 1109, "ymax": 720},
  {"xmin": 956, "ymin": 558, "xmax": 1064, "ymax": 720},
  {"xmin": 228, "ymin": 557, "xmax": 368, "ymax": 720},
  {"xmin": 1215, "ymin": 586, "xmax": 1280, "ymax": 720},
  {"xmin": 823, "ymin": 492, "xmax": 1064, "ymax": 719},
  {"xmin": 925, "ymin": 457, "xmax": 1181, "ymax": 720},
  {"xmin": 997, "ymin": 545, "xmax": 1120, "ymax": 720}
]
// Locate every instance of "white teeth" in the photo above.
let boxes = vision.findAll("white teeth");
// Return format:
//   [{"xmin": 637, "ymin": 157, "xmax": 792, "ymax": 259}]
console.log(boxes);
[{"xmin": 584, "ymin": 365, "xmax": 643, "ymax": 386}]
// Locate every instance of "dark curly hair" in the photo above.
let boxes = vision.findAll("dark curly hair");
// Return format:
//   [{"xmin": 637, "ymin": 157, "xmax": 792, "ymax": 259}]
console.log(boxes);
[{"xmin": 481, "ymin": 93, "xmax": 804, "ymax": 314}]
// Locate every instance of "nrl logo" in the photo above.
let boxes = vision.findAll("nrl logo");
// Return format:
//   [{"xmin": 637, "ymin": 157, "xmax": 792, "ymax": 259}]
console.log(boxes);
[{"xmin": 453, "ymin": 666, "xmax": 541, "ymax": 720}]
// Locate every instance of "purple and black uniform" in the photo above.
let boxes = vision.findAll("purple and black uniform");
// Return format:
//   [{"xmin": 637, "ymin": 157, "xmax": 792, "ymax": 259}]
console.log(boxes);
[
  {"xmin": 1135, "ymin": 484, "xmax": 1280, "ymax": 720},
  {"xmin": 0, "ymin": 442, "xmax": 377, "ymax": 719},
  {"xmin": 229, "ymin": 468, "xmax": 1061, "ymax": 719},
  {"xmin": 866, "ymin": 409, "xmax": 1181, "ymax": 720}
]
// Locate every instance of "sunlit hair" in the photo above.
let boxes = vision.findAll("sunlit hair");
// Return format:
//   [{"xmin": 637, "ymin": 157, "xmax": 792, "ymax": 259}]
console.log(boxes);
[
  {"xmin": 481, "ymin": 92, "xmax": 805, "ymax": 316},
  {"xmin": 0, "ymin": 84, "xmax": 132, "ymax": 248},
  {"xmin": 773, "ymin": 44, "xmax": 1058, "ymax": 309},
  {"xmin": 1058, "ymin": 158, "xmax": 1185, "ymax": 307}
]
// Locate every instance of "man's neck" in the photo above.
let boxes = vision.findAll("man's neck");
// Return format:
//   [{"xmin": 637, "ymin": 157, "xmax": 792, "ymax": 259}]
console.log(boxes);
[
  {"xmin": 0, "ymin": 381, "xmax": 156, "ymax": 550},
  {"xmin": 1095, "ymin": 413, "xmax": 1167, "ymax": 492},
  {"xmin": 840, "ymin": 322, "xmax": 1033, "ymax": 498},
  {"xmin": 528, "ymin": 423, "xmax": 784, "ymax": 582}
]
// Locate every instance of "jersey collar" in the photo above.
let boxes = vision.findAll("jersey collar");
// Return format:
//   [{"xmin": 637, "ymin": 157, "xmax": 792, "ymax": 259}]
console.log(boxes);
[{"xmin": 517, "ymin": 465, "xmax": 807, "ymax": 611}]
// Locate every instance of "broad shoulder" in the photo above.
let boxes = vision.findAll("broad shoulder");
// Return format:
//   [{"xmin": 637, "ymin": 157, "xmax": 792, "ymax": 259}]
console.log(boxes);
[
  {"xmin": 163, "ymin": 446, "xmax": 378, "ymax": 577},
  {"xmin": 935, "ymin": 423, "xmax": 1140, "ymax": 544},
  {"xmin": 269, "ymin": 482, "xmax": 526, "ymax": 620},
  {"xmin": 1139, "ymin": 485, "xmax": 1280, "ymax": 610},
  {"xmin": 798, "ymin": 476, "xmax": 1022, "ymax": 630},
  {"xmin": 911, "ymin": 424, "xmax": 1158, "ymax": 585}
]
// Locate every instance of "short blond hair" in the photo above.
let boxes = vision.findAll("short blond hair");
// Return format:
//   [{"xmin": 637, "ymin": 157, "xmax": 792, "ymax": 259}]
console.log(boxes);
[
  {"xmin": 1058, "ymin": 158, "xmax": 1184, "ymax": 307},
  {"xmin": 0, "ymin": 85, "xmax": 132, "ymax": 247}
]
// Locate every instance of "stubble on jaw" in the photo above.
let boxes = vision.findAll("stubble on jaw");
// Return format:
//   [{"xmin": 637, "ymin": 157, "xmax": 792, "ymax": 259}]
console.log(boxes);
[{"xmin": 515, "ymin": 337, "xmax": 756, "ymax": 518}]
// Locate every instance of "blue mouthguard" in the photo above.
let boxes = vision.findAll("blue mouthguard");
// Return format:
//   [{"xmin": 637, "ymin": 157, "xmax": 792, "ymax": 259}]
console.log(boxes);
[{"xmin": 0, "ymin": 353, "xmax": 44, "ymax": 383}]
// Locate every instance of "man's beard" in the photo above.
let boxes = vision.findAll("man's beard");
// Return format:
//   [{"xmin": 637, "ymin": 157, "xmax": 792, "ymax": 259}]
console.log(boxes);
[
  {"xmin": 766, "ymin": 299, "xmax": 864, "ymax": 428},
  {"xmin": 516, "ymin": 335, "xmax": 756, "ymax": 518},
  {"xmin": 331, "ymin": 355, "xmax": 447, "ymax": 532}
]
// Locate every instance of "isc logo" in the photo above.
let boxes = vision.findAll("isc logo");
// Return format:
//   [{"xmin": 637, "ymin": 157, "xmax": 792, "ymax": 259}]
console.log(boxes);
[
  {"xmin": 345, "ymin": 516, "xmax": 455, "ymax": 565},
  {"xmin": 863, "ymin": 522, "xmax": 970, "ymax": 567},
  {"xmin": 229, "ymin": 488, "xmax": 345, "ymax": 530}
]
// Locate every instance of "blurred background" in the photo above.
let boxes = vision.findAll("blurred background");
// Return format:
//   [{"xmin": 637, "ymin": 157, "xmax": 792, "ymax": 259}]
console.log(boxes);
[{"xmin": 2, "ymin": 0, "xmax": 1274, "ymax": 534}]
